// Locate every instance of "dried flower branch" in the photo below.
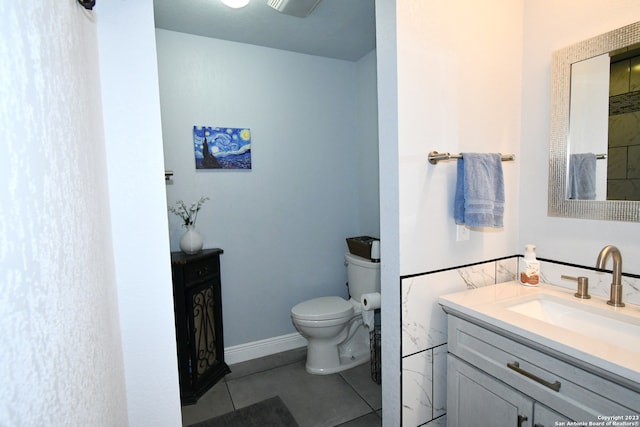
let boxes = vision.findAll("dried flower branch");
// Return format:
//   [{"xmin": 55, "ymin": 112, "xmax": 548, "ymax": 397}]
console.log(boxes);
[{"xmin": 168, "ymin": 196, "xmax": 209, "ymax": 227}]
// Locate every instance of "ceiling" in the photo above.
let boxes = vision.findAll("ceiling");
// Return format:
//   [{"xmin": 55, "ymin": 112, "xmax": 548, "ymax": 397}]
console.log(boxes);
[{"xmin": 153, "ymin": 0, "xmax": 376, "ymax": 62}]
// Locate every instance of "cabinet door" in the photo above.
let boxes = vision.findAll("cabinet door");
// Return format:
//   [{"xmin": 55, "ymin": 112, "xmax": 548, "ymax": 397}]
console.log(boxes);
[
  {"xmin": 532, "ymin": 402, "xmax": 570, "ymax": 427},
  {"xmin": 448, "ymin": 354, "xmax": 533, "ymax": 427},
  {"xmin": 182, "ymin": 274, "xmax": 229, "ymax": 402}
]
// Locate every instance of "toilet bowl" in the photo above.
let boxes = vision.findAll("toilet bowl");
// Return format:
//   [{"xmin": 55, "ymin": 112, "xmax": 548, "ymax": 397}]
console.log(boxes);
[
  {"xmin": 291, "ymin": 252, "xmax": 380, "ymax": 375},
  {"xmin": 291, "ymin": 296, "xmax": 370, "ymax": 374}
]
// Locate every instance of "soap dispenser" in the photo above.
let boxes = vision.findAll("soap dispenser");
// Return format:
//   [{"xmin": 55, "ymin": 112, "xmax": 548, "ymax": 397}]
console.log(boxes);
[{"xmin": 520, "ymin": 244, "xmax": 540, "ymax": 286}]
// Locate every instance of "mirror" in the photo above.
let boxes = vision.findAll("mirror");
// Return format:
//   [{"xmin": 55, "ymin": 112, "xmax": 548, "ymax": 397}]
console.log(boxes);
[{"xmin": 549, "ymin": 21, "xmax": 640, "ymax": 221}]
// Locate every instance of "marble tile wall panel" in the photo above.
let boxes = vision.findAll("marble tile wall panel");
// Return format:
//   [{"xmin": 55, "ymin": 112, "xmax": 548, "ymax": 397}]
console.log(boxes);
[
  {"xmin": 402, "ymin": 349, "xmax": 433, "ymax": 427},
  {"xmin": 402, "ymin": 258, "xmax": 517, "ymax": 357},
  {"xmin": 402, "ymin": 269, "xmax": 463, "ymax": 357},
  {"xmin": 536, "ymin": 259, "xmax": 640, "ymax": 306},
  {"xmin": 425, "ymin": 416, "xmax": 446, "ymax": 426},
  {"xmin": 400, "ymin": 257, "xmax": 518, "ymax": 426},
  {"xmin": 400, "ymin": 254, "xmax": 638, "ymax": 427},
  {"xmin": 496, "ymin": 257, "xmax": 518, "ymax": 283},
  {"xmin": 401, "ymin": 345, "xmax": 448, "ymax": 427}
]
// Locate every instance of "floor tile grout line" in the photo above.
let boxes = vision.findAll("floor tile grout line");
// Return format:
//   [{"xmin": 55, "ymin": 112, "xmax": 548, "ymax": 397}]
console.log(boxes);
[
  {"xmin": 223, "ymin": 378, "xmax": 237, "ymax": 411},
  {"xmin": 226, "ymin": 357, "xmax": 306, "ymax": 381},
  {"xmin": 224, "ymin": 359, "xmax": 306, "ymax": 412},
  {"xmin": 184, "ymin": 355, "xmax": 381, "ymax": 427},
  {"xmin": 332, "ymin": 411, "xmax": 381, "ymax": 427},
  {"xmin": 337, "ymin": 371, "xmax": 380, "ymax": 414}
]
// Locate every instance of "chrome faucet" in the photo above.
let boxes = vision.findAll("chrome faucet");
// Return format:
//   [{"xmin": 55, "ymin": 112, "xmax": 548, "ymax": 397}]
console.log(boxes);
[{"xmin": 595, "ymin": 245, "xmax": 625, "ymax": 307}]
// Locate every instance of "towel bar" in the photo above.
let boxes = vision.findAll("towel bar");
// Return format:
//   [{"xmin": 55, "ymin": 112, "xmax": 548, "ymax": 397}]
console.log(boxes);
[{"xmin": 428, "ymin": 151, "xmax": 516, "ymax": 165}]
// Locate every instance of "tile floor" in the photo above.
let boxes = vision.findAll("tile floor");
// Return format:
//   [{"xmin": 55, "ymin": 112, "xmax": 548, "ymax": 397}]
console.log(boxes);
[{"xmin": 181, "ymin": 347, "xmax": 382, "ymax": 427}]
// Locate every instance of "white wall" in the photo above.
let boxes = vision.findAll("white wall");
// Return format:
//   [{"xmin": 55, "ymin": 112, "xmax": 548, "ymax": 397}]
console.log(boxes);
[
  {"xmin": 98, "ymin": 2, "xmax": 182, "ymax": 426},
  {"xmin": 0, "ymin": 1, "xmax": 128, "ymax": 425},
  {"xmin": 155, "ymin": 29, "xmax": 379, "ymax": 347},
  {"xmin": 375, "ymin": 1, "xmax": 402, "ymax": 425},
  {"xmin": 378, "ymin": 0, "xmax": 525, "ymax": 424},
  {"xmin": 520, "ymin": 0, "xmax": 640, "ymax": 274},
  {"xmin": 389, "ymin": 1, "xmax": 640, "ymax": 425},
  {"xmin": 397, "ymin": 0, "xmax": 523, "ymax": 277},
  {"xmin": 356, "ymin": 50, "xmax": 381, "ymax": 237}
]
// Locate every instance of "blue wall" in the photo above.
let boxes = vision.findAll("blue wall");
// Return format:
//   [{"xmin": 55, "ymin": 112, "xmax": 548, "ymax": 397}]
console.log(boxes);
[{"xmin": 156, "ymin": 29, "xmax": 379, "ymax": 347}]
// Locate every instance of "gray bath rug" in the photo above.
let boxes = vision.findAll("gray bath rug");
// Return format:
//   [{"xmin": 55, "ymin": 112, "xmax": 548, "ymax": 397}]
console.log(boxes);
[{"xmin": 187, "ymin": 395, "xmax": 299, "ymax": 427}]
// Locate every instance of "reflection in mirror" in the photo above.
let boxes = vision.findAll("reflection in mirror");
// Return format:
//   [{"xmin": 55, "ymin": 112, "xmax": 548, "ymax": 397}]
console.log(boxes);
[
  {"xmin": 568, "ymin": 54, "xmax": 609, "ymax": 200},
  {"xmin": 549, "ymin": 21, "xmax": 640, "ymax": 221},
  {"xmin": 608, "ymin": 44, "xmax": 640, "ymax": 200},
  {"xmin": 569, "ymin": 45, "xmax": 640, "ymax": 201}
]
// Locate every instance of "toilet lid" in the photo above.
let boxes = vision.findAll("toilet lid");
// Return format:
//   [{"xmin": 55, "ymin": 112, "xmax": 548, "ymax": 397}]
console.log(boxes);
[{"xmin": 291, "ymin": 296, "xmax": 353, "ymax": 321}]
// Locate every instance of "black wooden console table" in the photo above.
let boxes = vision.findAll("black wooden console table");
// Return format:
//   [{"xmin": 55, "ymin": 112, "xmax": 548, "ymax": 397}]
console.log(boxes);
[{"xmin": 171, "ymin": 248, "xmax": 230, "ymax": 405}]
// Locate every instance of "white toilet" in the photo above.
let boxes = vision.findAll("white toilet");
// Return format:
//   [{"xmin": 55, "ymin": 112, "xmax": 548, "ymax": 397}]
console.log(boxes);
[{"xmin": 291, "ymin": 252, "xmax": 380, "ymax": 375}]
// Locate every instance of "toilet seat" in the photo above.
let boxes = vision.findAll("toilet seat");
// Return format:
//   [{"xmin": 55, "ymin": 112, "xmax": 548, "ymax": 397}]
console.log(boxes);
[{"xmin": 291, "ymin": 296, "xmax": 353, "ymax": 321}]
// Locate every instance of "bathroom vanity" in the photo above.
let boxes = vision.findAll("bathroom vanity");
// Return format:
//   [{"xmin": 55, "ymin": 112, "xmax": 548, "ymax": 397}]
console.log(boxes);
[
  {"xmin": 439, "ymin": 282, "xmax": 640, "ymax": 426},
  {"xmin": 171, "ymin": 248, "xmax": 230, "ymax": 405}
]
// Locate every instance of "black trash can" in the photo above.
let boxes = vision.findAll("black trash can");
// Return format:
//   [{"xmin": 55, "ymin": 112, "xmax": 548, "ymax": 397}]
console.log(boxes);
[{"xmin": 369, "ymin": 325, "xmax": 381, "ymax": 385}]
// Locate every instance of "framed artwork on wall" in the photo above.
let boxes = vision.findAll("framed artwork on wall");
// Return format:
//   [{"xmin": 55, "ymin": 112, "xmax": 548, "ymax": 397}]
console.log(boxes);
[{"xmin": 194, "ymin": 126, "xmax": 252, "ymax": 170}]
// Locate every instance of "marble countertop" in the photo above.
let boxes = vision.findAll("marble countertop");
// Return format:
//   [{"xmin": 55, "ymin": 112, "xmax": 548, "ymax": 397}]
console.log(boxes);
[{"xmin": 438, "ymin": 281, "xmax": 640, "ymax": 386}]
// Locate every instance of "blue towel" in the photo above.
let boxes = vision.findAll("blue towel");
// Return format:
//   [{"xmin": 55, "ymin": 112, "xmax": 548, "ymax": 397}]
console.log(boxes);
[
  {"xmin": 454, "ymin": 153, "xmax": 505, "ymax": 228},
  {"xmin": 567, "ymin": 153, "xmax": 596, "ymax": 200}
]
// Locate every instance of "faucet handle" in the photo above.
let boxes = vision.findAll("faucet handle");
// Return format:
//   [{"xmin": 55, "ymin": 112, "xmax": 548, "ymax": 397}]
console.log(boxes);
[{"xmin": 561, "ymin": 275, "xmax": 591, "ymax": 299}]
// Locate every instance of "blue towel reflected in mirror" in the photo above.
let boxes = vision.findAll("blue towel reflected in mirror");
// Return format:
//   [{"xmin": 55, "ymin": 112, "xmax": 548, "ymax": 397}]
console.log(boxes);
[{"xmin": 567, "ymin": 153, "xmax": 597, "ymax": 200}]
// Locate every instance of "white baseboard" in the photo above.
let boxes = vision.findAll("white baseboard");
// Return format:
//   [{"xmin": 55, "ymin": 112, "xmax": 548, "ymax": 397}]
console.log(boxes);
[{"xmin": 224, "ymin": 332, "xmax": 307, "ymax": 365}]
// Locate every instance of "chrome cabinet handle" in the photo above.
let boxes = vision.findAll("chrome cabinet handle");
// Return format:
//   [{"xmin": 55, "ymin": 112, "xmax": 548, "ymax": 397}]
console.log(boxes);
[
  {"xmin": 518, "ymin": 414, "xmax": 528, "ymax": 427},
  {"xmin": 507, "ymin": 361, "xmax": 561, "ymax": 392}
]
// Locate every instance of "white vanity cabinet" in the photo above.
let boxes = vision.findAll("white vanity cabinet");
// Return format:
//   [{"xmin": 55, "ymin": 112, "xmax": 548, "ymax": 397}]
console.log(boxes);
[
  {"xmin": 446, "ymin": 315, "xmax": 640, "ymax": 427},
  {"xmin": 533, "ymin": 403, "xmax": 567, "ymax": 427},
  {"xmin": 448, "ymin": 354, "xmax": 565, "ymax": 426}
]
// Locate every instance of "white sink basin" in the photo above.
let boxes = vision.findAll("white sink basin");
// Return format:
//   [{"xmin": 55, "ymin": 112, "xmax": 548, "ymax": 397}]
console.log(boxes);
[{"xmin": 503, "ymin": 294, "xmax": 640, "ymax": 353}]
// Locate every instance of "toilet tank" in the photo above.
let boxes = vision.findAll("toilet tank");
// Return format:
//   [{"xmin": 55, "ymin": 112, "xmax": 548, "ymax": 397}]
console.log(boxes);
[{"xmin": 345, "ymin": 252, "xmax": 380, "ymax": 301}]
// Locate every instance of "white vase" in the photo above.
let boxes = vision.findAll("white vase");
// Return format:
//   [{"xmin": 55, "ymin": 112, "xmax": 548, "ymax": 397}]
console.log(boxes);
[{"xmin": 179, "ymin": 225, "xmax": 203, "ymax": 255}]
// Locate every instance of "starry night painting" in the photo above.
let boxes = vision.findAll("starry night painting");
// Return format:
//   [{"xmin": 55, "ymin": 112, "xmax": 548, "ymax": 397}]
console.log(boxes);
[{"xmin": 194, "ymin": 126, "xmax": 252, "ymax": 170}]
